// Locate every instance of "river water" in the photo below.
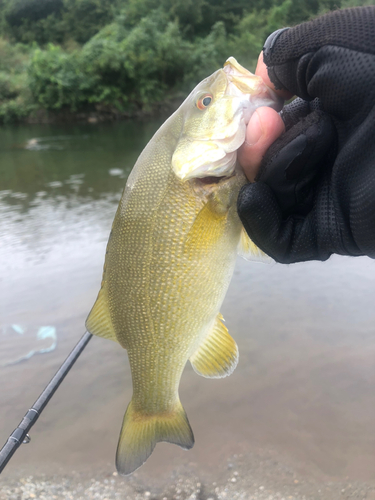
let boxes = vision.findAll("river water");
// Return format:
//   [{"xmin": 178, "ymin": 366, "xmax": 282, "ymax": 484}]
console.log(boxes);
[{"xmin": 0, "ymin": 122, "xmax": 374, "ymax": 499}]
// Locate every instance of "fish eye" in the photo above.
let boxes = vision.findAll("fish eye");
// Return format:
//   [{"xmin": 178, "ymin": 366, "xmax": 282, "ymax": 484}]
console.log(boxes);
[{"xmin": 196, "ymin": 94, "xmax": 213, "ymax": 110}]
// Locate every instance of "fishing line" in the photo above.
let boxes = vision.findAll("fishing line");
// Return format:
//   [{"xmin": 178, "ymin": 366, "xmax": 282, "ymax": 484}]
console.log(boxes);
[{"xmin": 0, "ymin": 331, "xmax": 93, "ymax": 474}]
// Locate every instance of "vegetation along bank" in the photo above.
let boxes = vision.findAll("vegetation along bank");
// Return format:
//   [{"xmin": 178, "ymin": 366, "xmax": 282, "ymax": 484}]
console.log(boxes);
[{"xmin": 0, "ymin": 0, "xmax": 372, "ymax": 123}]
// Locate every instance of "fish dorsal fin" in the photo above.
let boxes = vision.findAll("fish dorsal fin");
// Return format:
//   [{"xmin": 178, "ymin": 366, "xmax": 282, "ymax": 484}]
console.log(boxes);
[
  {"xmin": 237, "ymin": 226, "xmax": 273, "ymax": 263},
  {"xmin": 85, "ymin": 288, "xmax": 117, "ymax": 342},
  {"xmin": 190, "ymin": 313, "xmax": 238, "ymax": 378}
]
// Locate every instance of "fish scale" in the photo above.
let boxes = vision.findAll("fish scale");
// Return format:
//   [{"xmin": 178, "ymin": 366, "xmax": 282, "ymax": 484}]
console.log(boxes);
[{"xmin": 86, "ymin": 57, "xmax": 278, "ymax": 475}]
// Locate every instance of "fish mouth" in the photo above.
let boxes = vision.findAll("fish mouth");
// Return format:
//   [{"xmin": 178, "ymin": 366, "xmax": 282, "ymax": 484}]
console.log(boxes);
[
  {"xmin": 224, "ymin": 57, "xmax": 261, "ymax": 94},
  {"xmin": 198, "ymin": 175, "xmax": 226, "ymax": 185},
  {"xmin": 197, "ymin": 173, "xmax": 235, "ymax": 185},
  {"xmin": 224, "ymin": 57, "xmax": 283, "ymax": 113}
]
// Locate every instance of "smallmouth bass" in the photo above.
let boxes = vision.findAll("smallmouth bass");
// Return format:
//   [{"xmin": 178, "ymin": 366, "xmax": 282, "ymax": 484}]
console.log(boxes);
[{"xmin": 86, "ymin": 57, "xmax": 280, "ymax": 475}]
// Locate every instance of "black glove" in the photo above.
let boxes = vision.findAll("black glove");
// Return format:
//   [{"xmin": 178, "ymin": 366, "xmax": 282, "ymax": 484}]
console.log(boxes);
[{"xmin": 238, "ymin": 6, "xmax": 375, "ymax": 263}]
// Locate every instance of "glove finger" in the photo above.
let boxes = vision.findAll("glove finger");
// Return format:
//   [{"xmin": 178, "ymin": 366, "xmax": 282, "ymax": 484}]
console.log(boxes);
[
  {"xmin": 280, "ymin": 98, "xmax": 322, "ymax": 131},
  {"xmin": 255, "ymin": 110, "xmax": 335, "ymax": 217},
  {"xmin": 237, "ymin": 182, "xmax": 328, "ymax": 264},
  {"xmin": 263, "ymin": 7, "xmax": 375, "ymax": 109}
]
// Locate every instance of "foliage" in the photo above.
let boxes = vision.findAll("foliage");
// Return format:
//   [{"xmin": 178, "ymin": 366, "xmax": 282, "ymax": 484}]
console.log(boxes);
[
  {"xmin": 0, "ymin": 38, "xmax": 34, "ymax": 122},
  {"xmin": 0, "ymin": 0, "xmax": 373, "ymax": 122},
  {"xmin": 183, "ymin": 21, "xmax": 229, "ymax": 85},
  {"xmin": 26, "ymin": 14, "xmax": 228, "ymax": 113},
  {"xmin": 3, "ymin": 0, "xmax": 118, "ymax": 44},
  {"xmin": 28, "ymin": 45, "xmax": 88, "ymax": 110},
  {"xmin": 229, "ymin": 0, "xmax": 329, "ymax": 70},
  {"xmin": 5, "ymin": 0, "xmax": 63, "ymax": 26},
  {"xmin": 341, "ymin": 0, "xmax": 374, "ymax": 5},
  {"xmin": 58, "ymin": 0, "xmax": 119, "ymax": 44}
]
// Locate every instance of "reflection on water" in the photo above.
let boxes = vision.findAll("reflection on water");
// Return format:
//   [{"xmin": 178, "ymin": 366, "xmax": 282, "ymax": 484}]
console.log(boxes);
[
  {"xmin": 0, "ymin": 121, "xmax": 161, "ymax": 273},
  {"xmin": 0, "ymin": 324, "xmax": 56, "ymax": 367},
  {"xmin": 0, "ymin": 122, "xmax": 374, "ymax": 494},
  {"xmin": 23, "ymin": 135, "xmax": 90, "ymax": 151}
]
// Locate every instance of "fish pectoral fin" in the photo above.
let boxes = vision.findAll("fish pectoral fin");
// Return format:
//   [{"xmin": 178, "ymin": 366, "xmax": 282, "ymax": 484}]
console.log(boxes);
[
  {"xmin": 184, "ymin": 201, "xmax": 226, "ymax": 254},
  {"xmin": 116, "ymin": 400, "xmax": 194, "ymax": 476},
  {"xmin": 85, "ymin": 288, "xmax": 117, "ymax": 342},
  {"xmin": 237, "ymin": 226, "xmax": 273, "ymax": 263},
  {"xmin": 190, "ymin": 313, "xmax": 238, "ymax": 378}
]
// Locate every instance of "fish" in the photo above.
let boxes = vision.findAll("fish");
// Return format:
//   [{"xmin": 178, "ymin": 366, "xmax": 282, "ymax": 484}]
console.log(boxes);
[{"xmin": 86, "ymin": 57, "xmax": 280, "ymax": 475}]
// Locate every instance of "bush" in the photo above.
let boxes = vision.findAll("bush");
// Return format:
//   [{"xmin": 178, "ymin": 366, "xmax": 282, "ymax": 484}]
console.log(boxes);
[
  {"xmin": 0, "ymin": 0, "xmax": 357, "ymax": 123},
  {"xmin": 0, "ymin": 37, "xmax": 31, "ymax": 72},
  {"xmin": 0, "ymin": 72, "xmax": 20, "ymax": 100},
  {"xmin": 3, "ymin": 0, "xmax": 118, "ymax": 44},
  {"xmin": 5, "ymin": 0, "xmax": 63, "ymax": 26},
  {"xmin": 183, "ymin": 21, "xmax": 229, "ymax": 86},
  {"xmin": 28, "ymin": 44, "xmax": 91, "ymax": 110},
  {"xmin": 229, "ymin": 0, "xmax": 335, "ymax": 70},
  {"xmin": 0, "ymin": 92, "xmax": 34, "ymax": 123},
  {"xmin": 59, "ymin": 0, "xmax": 119, "ymax": 44},
  {"xmin": 0, "ymin": 38, "xmax": 34, "ymax": 122},
  {"xmin": 28, "ymin": 12, "xmax": 201, "ymax": 113}
]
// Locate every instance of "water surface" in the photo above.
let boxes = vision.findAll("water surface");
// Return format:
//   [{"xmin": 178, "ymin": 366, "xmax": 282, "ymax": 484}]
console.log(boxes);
[{"xmin": 0, "ymin": 123, "xmax": 374, "ymax": 496}]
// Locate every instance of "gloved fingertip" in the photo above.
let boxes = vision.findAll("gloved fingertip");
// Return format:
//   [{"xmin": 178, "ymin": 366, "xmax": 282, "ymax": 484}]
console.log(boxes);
[
  {"xmin": 238, "ymin": 182, "xmax": 282, "ymax": 231},
  {"xmin": 238, "ymin": 182, "xmax": 287, "ymax": 262},
  {"xmin": 263, "ymin": 28, "xmax": 290, "ymax": 62},
  {"xmin": 263, "ymin": 28, "xmax": 291, "ymax": 92},
  {"xmin": 280, "ymin": 98, "xmax": 311, "ymax": 130},
  {"xmin": 237, "ymin": 182, "xmax": 263, "ymax": 215}
]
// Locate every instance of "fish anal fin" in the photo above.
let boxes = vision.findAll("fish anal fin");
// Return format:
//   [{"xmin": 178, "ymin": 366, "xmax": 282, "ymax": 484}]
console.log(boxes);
[
  {"xmin": 237, "ymin": 226, "xmax": 273, "ymax": 262},
  {"xmin": 85, "ymin": 288, "xmax": 117, "ymax": 342},
  {"xmin": 116, "ymin": 400, "xmax": 194, "ymax": 476},
  {"xmin": 190, "ymin": 313, "xmax": 238, "ymax": 378}
]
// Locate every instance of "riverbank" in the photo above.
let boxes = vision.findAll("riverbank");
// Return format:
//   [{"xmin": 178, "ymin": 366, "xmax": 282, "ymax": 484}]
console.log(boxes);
[
  {"xmin": 22, "ymin": 98, "xmax": 183, "ymax": 125},
  {"xmin": 1, "ymin": 449, "xmax": 375, "ymax": 500},
  {"xmin": 2, "ymin": 0, "xmax": 362, "ymax": 125}
]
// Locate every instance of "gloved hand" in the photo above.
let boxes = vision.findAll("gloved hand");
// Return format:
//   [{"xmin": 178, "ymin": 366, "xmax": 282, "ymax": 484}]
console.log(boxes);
[{"xmin": 238, "ymin": 6, "xmax": 375, "ymax": 263}]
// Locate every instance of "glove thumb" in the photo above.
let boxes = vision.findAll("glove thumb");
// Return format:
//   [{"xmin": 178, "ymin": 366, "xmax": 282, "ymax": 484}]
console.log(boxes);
[{"xmin": 238, "ymin": 110, "xmax": 335, "ymax": 263}]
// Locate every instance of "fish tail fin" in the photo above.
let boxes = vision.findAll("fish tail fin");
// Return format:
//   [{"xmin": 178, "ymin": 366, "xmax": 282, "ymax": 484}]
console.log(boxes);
[{"xmin": 116, "ymin": 399, "xmax": 194, "ymax": 475}]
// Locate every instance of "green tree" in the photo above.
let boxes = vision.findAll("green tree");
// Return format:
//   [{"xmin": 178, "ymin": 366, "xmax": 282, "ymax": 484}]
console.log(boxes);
[
  {"xmin": 61, "ymin": 0, "xmax": 119, "ymax": 44},
  {"xmin": 1, "ymin": 0, "xmax": 372, "ymax": 123},
  {"xmin": 5, "ymin": 0, "xmax": 63, "ymax": 26}
]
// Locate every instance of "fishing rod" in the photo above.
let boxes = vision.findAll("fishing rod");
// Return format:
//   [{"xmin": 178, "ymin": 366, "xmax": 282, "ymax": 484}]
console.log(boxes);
[{"xmin": 0, "ymin": 331, "xmax": 93, "ymax": 474}]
